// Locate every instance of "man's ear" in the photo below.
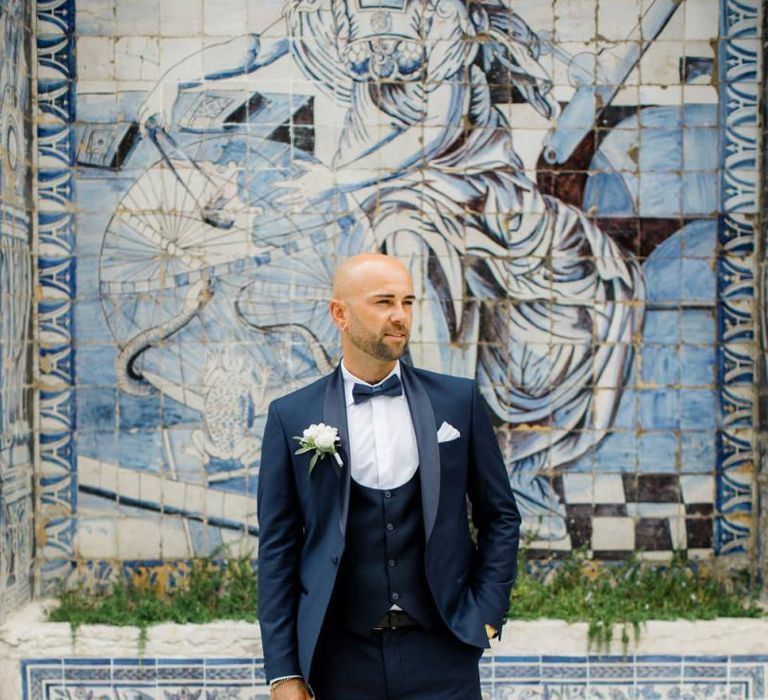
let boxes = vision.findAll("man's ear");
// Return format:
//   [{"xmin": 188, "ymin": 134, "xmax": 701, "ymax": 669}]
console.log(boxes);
[{"xmin": 329, "ymin": 298, "xmax": 347, "ymax": 331}]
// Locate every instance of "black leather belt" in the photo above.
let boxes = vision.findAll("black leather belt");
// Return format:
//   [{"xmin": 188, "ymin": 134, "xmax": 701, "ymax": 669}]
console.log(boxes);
[{"xmin": 373, "ymin": 610, "xmax": 419, "ymax": 630}]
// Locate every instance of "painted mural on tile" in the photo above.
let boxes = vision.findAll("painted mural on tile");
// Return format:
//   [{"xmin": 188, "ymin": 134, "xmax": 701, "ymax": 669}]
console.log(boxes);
[
  {"xmin": 0, "ymin": 0, "xmax": 33, "ymax": 621},
  {"xmin": 20, "ymin": 655, "xmax": 768, "ymax": 700},
  {"xmin": 35, "ymin": 0, "xmax": 762, "ymax": 583}
]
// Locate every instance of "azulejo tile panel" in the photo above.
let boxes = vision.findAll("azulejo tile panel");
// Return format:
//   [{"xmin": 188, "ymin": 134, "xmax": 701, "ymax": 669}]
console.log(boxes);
[
  {"xmin": 32, "ymin": 0, "xmax": 765, "ymax": 587},
  {"xmin": 20, "ymin": 656, "xmax": 768, "ymax": 700},
  {"xmin": 34, "ymin": 0, "xmax": 78, "ymax": 594},
  {"xmin": 0, "ymin": 0, "xmax": 35, "ymax": 622}
]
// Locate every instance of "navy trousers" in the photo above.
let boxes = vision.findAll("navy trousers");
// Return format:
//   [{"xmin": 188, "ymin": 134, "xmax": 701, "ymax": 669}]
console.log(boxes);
[{"xmin": 309, "ymin": 619, "xmax": 483, "ymax": 700}]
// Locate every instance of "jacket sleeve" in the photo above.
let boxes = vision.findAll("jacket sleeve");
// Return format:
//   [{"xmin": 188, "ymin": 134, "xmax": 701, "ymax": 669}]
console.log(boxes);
[
  {"xmin": 466, "ymin": 382, "xmax": 522, "ymax": 633},
  {"xmin": 257, "ymin": 401, "xmax": 304, "ymax": 682}
]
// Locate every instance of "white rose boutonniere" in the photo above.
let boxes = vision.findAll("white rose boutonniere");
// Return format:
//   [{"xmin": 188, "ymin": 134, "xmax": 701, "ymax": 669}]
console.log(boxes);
[{"xmin": 294, "ymin": 423, "xmax": 343, "ymax": 473}]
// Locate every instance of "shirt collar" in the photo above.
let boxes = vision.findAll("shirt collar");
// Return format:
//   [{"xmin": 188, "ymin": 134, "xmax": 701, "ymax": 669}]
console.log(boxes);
[{"xmin": 340, "ymin": 360, "xmax": 402, "ymax": 407}]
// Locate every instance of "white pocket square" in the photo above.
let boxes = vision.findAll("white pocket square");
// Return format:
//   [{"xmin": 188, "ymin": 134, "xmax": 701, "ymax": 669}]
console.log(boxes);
[{"xmin": 437, "ymin": 421, "xmax": 461, "ymax": 443}]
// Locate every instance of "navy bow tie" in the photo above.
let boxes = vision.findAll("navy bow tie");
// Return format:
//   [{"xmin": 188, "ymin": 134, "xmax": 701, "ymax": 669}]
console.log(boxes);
[{"xmin": 352, "ymin": 374, "xmax": 403, "ymax": 404}]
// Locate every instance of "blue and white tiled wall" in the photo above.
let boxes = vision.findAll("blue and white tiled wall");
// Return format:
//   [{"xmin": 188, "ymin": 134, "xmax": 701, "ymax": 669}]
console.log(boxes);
[
  {"xmin": 24, "ymin": 0, "xmax": 764, "ymax": 594},
  {"xmin": 20, "ymin": 654, "xmax": 768, "ymax": 699},
  {"xmin": 0, "ymin": 1, "xmax": 765, "ymax": 698},
  {"xmin": 0, "ymin": 0, "xmax": 761, "ymax": 608},
  {"xmin": 0, "ymin": 0, "xmax": 34, "ymax": 623}
]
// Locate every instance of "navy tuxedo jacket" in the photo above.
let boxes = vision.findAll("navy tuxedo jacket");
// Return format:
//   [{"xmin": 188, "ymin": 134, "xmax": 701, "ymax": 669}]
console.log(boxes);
[{"xmin": 257, "ymin": 363, "xmax": 521, "ymax": 682}]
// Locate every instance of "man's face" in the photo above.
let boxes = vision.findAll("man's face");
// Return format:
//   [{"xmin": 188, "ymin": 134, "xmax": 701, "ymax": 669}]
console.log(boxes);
[{"xmin": 343, "ymin": 266, "xmax": 415, "ymax": 363}]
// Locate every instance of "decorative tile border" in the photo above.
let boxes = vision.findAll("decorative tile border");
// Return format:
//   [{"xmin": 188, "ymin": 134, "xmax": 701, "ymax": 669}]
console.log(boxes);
[
  {"xmin": 34, "ymin": 0, "xmax": 78, "ymax": 593},
  {"xmin": 20, "ymin": 655, "xmax": 768, "ymax": 700},
  {"xmin": 1, "ymin": 0, "xmax": 37, "ymax": 624},
  {"xmin": 714, "ymin": 0, "xmax": 762, "ymax": 555},
  {"xmin": 22, "ymin": 658, "xmax": 269, "ymax": 700},
  {"xmin": 485, "ymin": 655, "xmax": 768, "ymax": 699}
]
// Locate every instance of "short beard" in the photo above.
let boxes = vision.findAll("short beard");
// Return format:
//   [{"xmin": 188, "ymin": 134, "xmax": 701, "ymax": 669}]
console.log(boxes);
[{"xmin": 349, "ymin": 328, "xmax": 408, "ymax": 363}]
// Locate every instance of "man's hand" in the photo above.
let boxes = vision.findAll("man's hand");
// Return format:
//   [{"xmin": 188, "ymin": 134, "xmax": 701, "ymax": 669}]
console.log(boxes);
[
  {"xmin": 271, "ymin": 678, "xmax": 312, "ymax": 699},
  {"xmin": 485, "ymin": 624, "xmax": 497, "ymax": 640}
]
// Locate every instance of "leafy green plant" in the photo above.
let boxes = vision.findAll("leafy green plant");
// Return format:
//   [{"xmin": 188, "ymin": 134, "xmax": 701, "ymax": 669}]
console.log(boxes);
[
  {"xmin": 509, "ymin": 547, "xmax": 764, "ymax": 651},
  {"xmin": 49, "ymin": 546, "xmax": 764, "ymax": 656},
  {"xmin": 49, "ymin": 553, "xmax": 258, "ymax": 651}
]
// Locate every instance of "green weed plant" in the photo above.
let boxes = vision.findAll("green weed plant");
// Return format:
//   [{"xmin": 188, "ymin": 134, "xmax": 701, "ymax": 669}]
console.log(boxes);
[
  {"xmin": 510, "ymin": 548, "xmax": 764, "ymax": 650},
  {"xmin": 49, "ymin": 548, "xmax": 763, "ymax": 653},
  {"xmin": 49, "ymin": 555, "xmax": 258, "ymax": 649}
]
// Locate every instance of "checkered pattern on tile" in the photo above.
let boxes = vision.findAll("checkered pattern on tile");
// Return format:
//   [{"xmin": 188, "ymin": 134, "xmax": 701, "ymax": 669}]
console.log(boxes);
[{"xmin": 529, "ymin": 473, "xmax": 714, "ymax": 558}]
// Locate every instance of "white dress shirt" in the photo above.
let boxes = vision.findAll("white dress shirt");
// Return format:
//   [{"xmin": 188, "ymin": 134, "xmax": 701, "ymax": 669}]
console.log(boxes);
[
  {"xmin": 269, "ymin": 362, "xmax": 419, "ymax": 688},
  {"xmin": 341, "ymin": 360, "xmax": 419, "ymax": 489}
]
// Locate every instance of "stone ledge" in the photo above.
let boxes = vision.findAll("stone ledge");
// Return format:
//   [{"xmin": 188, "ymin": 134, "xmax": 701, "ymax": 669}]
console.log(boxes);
[
  {"xmin": 0, "ymin": 600, "xmax": 264, "ymax": 658},
  {"xmin": 2, "ymin": 601, "xmax": 767, "ymax": 657},
  {"xmin": 3, "ymin": 602, "xmax": 767, "ymax": 699}
]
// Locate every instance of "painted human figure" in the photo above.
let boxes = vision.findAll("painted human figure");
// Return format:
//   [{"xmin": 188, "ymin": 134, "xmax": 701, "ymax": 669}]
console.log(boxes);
[{"xmin": 138, "ymin": 0, "xmax": 644, "ymax": 538}]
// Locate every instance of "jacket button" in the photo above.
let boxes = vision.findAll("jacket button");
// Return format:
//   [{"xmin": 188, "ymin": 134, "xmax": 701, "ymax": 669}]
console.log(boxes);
[
  {"xmin": 386, "ymin": 523, "xmax": 395, "ymax": 532},
  {"xmin": 391, "ymin": 592, "xmax": 400, "ymax": 602},
  {"xmin": 384, "ymin": 491, "xmax": 392, "ymax": 499},
  {"xmin": 388, "ymin": 559, "xmax": 396, "ymax": 568}
]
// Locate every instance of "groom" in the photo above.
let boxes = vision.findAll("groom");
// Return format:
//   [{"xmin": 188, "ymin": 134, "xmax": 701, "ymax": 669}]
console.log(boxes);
[{"xmin": 257, "ymin": 254, "xmax": 521, "ymax": 699}]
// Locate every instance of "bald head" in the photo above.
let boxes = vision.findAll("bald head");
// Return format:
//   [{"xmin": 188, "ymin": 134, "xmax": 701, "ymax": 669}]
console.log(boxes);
[
  {"xmin": 329, "ymin": 254, "xmax": 415, "ymax": 381},
  {"xmin": 332, "ymin": 254, "xmax": 412, "ymax": 301}
]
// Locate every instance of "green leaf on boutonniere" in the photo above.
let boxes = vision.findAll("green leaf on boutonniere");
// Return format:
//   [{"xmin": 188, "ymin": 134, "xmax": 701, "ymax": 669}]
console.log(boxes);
[{"xmin": 293, "ymin": 423, "xmax": 342, "ymax": 475}]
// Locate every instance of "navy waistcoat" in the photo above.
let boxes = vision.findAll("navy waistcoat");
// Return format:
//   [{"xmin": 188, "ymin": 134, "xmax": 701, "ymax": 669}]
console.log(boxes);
[{"xmin": 329, "ymin": 470, "xmax": 441, "ymax": 634}]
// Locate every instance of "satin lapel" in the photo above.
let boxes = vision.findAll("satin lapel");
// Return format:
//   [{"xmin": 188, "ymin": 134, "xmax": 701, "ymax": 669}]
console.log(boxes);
[
  {"xmin": 400, "ymin": 364, "xmax": 440, "ymax": 542},
  {"xmin": 323, "ymin": 366, "xmax": 351, "ymax": 537}
]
